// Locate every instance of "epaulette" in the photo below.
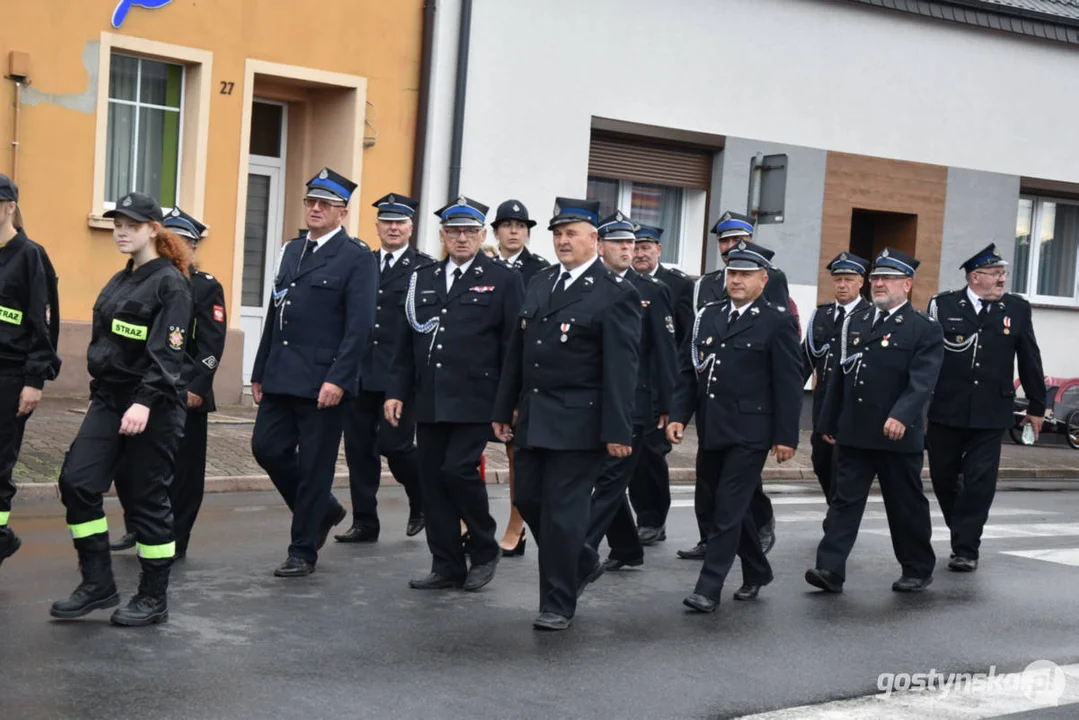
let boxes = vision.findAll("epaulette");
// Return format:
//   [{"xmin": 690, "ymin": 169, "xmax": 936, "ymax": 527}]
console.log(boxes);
[
  {"xmin": 545, "ymin": 266, "xmax": 560, "ymax": 280},
  {"xmin": 914, "ymin": 310, "xmax": 934, "ymax": 322},
  {"xmin": 703, "ymin": 268, "xmax": 724, "ymax": 281},
  {"xmin": 604, "ymin": 268, "xmax": 631, "ymax": 288},
  {"xmin": 646, "ymin": 274, "xmax": 660, "ymax": 283},
  {"xmin": 197, "ymin": 271, "xmax": 215, "ymax": 281},
  {"xmin": 352, "ymin": 237, "xmax": 371, "ymax": 251},
  {"xmin": 416, "ymin": 251, "xmax": 436, "ymax": 264},
  {"xmin": 533, "ymin": 255, "xmax": 550, "ymax": 267},
  {"xmin": 816, "ymin": 301, "xmax": 833, "ymax": 310},
  {"xmin": 668, "ymin": 267, "xmax": 689, "ymax": 278}
]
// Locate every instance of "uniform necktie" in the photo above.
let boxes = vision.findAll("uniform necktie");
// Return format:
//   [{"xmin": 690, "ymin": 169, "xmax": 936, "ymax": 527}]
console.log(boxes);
[
  {"xmin": 835, "ymin": 305, "xmax": 846, "ymax": 324},
  {"xmin": 872, "ymin": 311, "xmax": 885, "ymax": 332},
  {"xmin": 728, "ymin": 309, "xmax": 740, "ymax": 327},
  {"xmin": 300, "ymin": 239, "xmax": 318, "ymax": 267},
  {"xmin": 551, "ymin": 271, "xmax": 571, "ymax": 302},
  {"xmin": 383, "ymin": 253, "xmax": 393, "ymax": 274},
  {"xmin": 978, "ymin": 302, "xmax": 989, "ymax": 322}
]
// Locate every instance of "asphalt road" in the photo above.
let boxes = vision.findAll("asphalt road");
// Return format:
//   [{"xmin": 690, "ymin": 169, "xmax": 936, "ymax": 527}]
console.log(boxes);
[{"xmin": 2, "ymin": 485, "xmax": 1079, "ymax": 719}]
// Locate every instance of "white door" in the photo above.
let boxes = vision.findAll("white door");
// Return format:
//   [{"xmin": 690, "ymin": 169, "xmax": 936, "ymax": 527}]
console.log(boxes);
[{"xmin": 240, "ymin": 100, "xmax": 288, "ymax": 384}]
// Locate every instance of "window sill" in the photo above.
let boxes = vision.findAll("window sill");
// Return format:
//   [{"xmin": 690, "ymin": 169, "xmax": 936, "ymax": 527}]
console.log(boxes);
[
  {"xmin": 1024, "ymin": 298, "xmax": 1079, "ymax": 311},
  {"xmin": 87, "ymin": 214, "xmax": 113, "ymax": 230}
]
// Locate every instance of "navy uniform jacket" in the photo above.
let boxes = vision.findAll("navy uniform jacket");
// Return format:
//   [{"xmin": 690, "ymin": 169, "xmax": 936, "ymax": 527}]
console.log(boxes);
[
  {"xmin": 252, "ymin": 229, "xmax": 378, "ymax": 400},
  {"xmin": 694, "ymin": 265, "xmax": 790, "ymax": 311},
  {"xmin": 927, "ymin": 289, "xmax": 1045, "ymax": 429},
  {"xmin": 627, "ymin": 270, "xmax": 679, "ymax": 425},
  {"xmin": 802, "ymin": 298, "xmax": 872, "ymax": 427},
  {"xmin": 362, "ymin": 245, "xmax": 435, "ymax": 393},
  {"xmin": 500, "ymin": 246, "xmax": 551, "ymax": 290},
  {"xmin": 672, "ymin": 298, "xmax": 802, "ymax": 452},
  {"xmin": 182, "ymin": 268, "xmax": 227, "ymax": 413},
  {"xmin": 87, "ymin": 257, "xmax": 192, "ymax": 407},
  {"xmin": 0, "ymin": 230, "xmax": 59, "ymax": 388},
  {"xmin": 493, "ymin": 259, "xmax": 642, "ymax": 450},
  {"xmin": 818, "ymin": 302, "xmax": 944, "ymax": 454},
  {"xmin": 654, "ymin": 264, "xmax": 694, "ymax": 345},
  {"xmin": 388, "ymin": 251, "xmax": 524, "ymax": 424}
]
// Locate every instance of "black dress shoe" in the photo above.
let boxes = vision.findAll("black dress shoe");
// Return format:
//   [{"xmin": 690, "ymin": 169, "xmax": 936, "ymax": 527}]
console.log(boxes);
[
  {"xmin": 577, "ymin": 558, "xmax": 606, "ymax": 597},
  {"xmin": 405, "ymin": 515, "xmax": 425, "ymax": 538},
  {"xmin": 637, "ymin": 526, "xmax": 666, "ymax": 546},
  {"xmin": 892, "ymin": 575, "xmax": 933, "ymax": 592},
  {"xmin": 463, "ymin": 555, "xmax": 499, "ymax": 591},
  {"xmin": 274, "ymin": 557, "xmax": 315, "ymax": 578},
  {"xmin": 805, "ymin": 568, "xmax": 844, "ymax": 593},
  {"xmin": 759, "ymin": 516, "xmax": 776, "ymax": 555},
  {"xmin": 602, "ymin": 556, "xmax": 643, "ymax": 572},
  {"xmin": 676, "ymin": 541, "xmax": 707, "ymax": 560},
  {"xmin": 948, "ymin": 556, "xmax": 978, "ymax": 572},
  {"xmin": 408, "ymin": 572, "xmax": 464, "ymax": 590},
  {"xmin": 334, "ymin": 525, "xmax": 380, "ymax": 543},
  {"xmin": 683, "ymin": 592, "xmax": 718, "ymax": 613},
  {"xmin": 318, "ymin": 505, "xmax": 348, "ymax": 549},
  {"xmin": 532, "ymin": 612, "xmax": 572, "ymax": 631},
  {"xmin": 733, "ymin": 584, "xmax": 761, "ymax": 601},
  {"xmin": 109, "ymin": 532, "xmax": 136, "ymax": 552}
]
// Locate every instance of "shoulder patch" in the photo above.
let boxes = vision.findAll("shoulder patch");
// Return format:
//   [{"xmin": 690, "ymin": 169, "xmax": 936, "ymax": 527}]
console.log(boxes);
[
  {"xmin": 533, "ymin": 255, "xmax": 550, "ymax": 266},
  {"xmin": 669, "ymin": 268, "xmax": 689, "ymax": 278}
]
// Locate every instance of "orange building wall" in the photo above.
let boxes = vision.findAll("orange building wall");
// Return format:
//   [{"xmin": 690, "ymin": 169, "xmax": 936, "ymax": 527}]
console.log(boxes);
[{"xmin": 0, "ymin": 0, "xmax": 421, "ymax": 323}]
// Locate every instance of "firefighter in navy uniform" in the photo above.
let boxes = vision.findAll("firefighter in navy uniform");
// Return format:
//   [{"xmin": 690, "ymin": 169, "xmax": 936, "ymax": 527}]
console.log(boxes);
[
  {"xmin": 584, "ymin": 212, "xmax": 677, "ymax": 573},
  {"xmin": 679, "ymin": 212, "xmax": 786, "ymax": 561},
  {"xmin": 385, "ymin": 196, "xmax": 524, "ymax": 592},
  {"xmin": 251, "ymin": 168, "xmax": 378, "ymax": 578},
  {"xmin": 926, "ymin": 244, "xmax": 1045, "ymax": 572},
  {"xmin": 337, "ymin": 193, "xmax": 432, "ymax": 544},
  {"xmin": 801, "ymin": 252, "xmax": 871, "ymax": 505},
  {"xmin": 490, "ymin": 199, "xmax": 549, "ymax": 556},
  {"xmin": 492, "ymin": 197, "xmax": 641, "ymax": 631},
  {"xmin": 626, "ymin": 223, "xmax": 691, "ymax": 546},
  {"xmin": 807, "ymin": 247, "xmax": 943, "ymax": 594},
  {"xmin": 51, "ymin": 192, "xmax": 191, "ymax": 626},
  {"xmin": 0, "ymin": 174, "xmax": 60, "ymax": 571},
  {"xmin": 668, "ymin": 240, "xmax": 803, "ymax": 612}
]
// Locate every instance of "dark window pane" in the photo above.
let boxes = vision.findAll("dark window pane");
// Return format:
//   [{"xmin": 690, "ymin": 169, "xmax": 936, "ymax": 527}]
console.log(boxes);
[
  {"xmin": 1036, "ymin": 202, "xmax": 1079, "ymax": 298},
  {"xmin": 1014, "ymin": 198, "xmax": 1032, "ymax": 294},
  {"xmin": 139, "ymin": 58, "xmax": 183, "ymax": 107},
  {"xmin": 586, "ymin": 177, "xmax": 619, "ymax": 219},
  {"xmin": 109, "ymin": 55, "xmax": 138, "ymax": 101},
  {"xmin": 631, "ymin": 182, "xmax": 683, "ymax": 264},
  {"xmin": 250, "ymin": 102, "xmax": 284, "ymax": 158},
  {"xmin": 242, "ymin": 174, "xmax": 272, "ymax": 307}
]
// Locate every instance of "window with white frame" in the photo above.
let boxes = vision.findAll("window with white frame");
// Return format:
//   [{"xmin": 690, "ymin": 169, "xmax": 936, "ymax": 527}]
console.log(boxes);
[
  {"xmin": 1013, "ymin": 196, "xmax": 1079, "ymax": 303},
  {"xmin": 105, "ymin": 54, "xmax": 184, "ymax": 208},
  {"xmin": 587, "ymin": 177, "xmax": 685, "ymax": 265}
]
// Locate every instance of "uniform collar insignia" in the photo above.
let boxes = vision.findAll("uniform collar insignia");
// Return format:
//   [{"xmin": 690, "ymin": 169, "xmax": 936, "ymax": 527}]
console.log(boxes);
[
  {"xmin": 750, "ymin": 307, "xmax": 760, "ymax": 315},
  {"xmin": 584, "ymin": 276, "xmax": 594, "ymax": 286},
  {"xmin": 401, "ymin": 257, "xmax": 410, "ymax": 266},
  {"xmin": 895, "ymin": 314, "xmax": 904, "ymax": 324},
  {"xmin": 474, "ymin": 265, "xmax": 484, "ymax": 276},
  {"xmin": 434, "ymin": 267, "xmax": 442, "ymax": 277}
]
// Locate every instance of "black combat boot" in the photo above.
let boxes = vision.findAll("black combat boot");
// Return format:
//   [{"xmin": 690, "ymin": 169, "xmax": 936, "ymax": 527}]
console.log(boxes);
[
  {"xmin": 50, "ymin": 551, "xmax": 120, "ymax": 619},
  {"xmin": 0, "ymin": 527, "xmax": 21, "ymax": 569},
  {"xmin": 110, "ymin": 562, "xmax": 170, "ymax": 627}
]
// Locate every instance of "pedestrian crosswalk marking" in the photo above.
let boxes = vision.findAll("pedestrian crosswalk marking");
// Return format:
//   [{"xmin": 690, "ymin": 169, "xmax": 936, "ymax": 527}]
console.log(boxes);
[
  {"xmin": 1000, "ymin": 548, "xmax": 1079, "ymax": 567},
  {"xmin": 775, "ymin": 508, "xmax": 1049, "ymax": 523},
  {"xmin": 864, "ymin": 522, "xmax": 1079, "ymax": 540}
]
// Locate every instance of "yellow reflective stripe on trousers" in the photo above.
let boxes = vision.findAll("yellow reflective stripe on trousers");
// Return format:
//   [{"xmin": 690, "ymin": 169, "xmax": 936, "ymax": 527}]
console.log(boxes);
[
  {"xmin": 69, "ymin": 517, "xmax": 108, "ymax": 539},
  {"xmin": 111, "ymin": 318, "xmax": 148, "ymax": 340},
  {"xmin": 0, "ymin": 510, "xmax": 9, "ymax": 526},
  {"xmin": 0, "ymin": 305, "xmax": 23, "ymax": 325},
  {"xmin": 137, "ymin": 541, "xmax": 176, "ymax": 559}
]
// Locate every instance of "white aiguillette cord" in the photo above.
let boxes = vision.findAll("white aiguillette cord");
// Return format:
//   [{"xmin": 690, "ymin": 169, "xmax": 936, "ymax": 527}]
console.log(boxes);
[{"xmin": 405, "ymin": 272, "xmax": 440, "ymax": 360}]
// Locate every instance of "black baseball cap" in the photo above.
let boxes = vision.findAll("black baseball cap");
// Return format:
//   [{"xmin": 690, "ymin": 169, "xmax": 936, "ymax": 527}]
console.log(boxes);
[
  {"xmin": 104, "ymin": 192, "xmax": 164, "ymax": 223},
  {"xmin": 0, "ymin": 174, "xmax": 18, "ymax": 203}
]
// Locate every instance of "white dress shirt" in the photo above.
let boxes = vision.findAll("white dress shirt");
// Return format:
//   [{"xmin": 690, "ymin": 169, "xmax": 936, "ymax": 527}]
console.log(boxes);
[
  {"xmin": 554, "ymin": 254, "xmax": 600, "ymax": 291},
  {"xmin": 446, "ymin": 256, "xmax": 476, "ymax": 292}
]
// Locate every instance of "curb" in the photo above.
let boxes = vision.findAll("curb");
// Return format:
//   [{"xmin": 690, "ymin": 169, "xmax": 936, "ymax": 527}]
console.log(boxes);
[{"xmin": 14, "ymin": 465, "xmax": 1079, "ymax": 499}]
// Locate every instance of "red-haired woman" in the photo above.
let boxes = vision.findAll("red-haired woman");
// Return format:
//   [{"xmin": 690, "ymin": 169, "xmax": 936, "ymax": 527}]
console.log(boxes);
[{"xmin": 51, "ymin": 192, "xmax": 192, "ymax": 627}]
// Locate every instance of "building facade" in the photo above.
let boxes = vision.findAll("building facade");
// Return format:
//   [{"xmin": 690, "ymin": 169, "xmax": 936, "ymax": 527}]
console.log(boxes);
[
  {"xmin": 1, "ymin": 0, "xmax": 424, "ymax": 399},
  {"xmin": 419, "ymin": 0, "xmax": 1079, "ymax": 378}
]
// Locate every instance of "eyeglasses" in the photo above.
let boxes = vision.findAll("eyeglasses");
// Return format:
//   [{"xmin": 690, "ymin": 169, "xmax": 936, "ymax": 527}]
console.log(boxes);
[
  {"xmin": 303, "ymin": 198, "xmax": 346, "ymax": 210},
  {"xmin": 973, "ymin": 270, "xmax": 1008, "ymax": 279},
  {"xmin": 444, "ymin": 227, "xmax": 481, "ymax": 238}
]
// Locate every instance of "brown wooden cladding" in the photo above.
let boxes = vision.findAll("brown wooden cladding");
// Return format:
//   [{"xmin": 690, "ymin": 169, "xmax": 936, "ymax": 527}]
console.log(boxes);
[
  {"xmin": 819, "ymin": 152, "xmax": 948, "ymax": 311},
  {"xmin": 588, "ymin": 136, "xmax": 712, "ymax": 189}
]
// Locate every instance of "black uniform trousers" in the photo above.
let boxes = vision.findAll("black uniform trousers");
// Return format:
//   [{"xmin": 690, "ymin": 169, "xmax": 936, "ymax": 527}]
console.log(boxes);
[
  {"xmin": 251, "ymin": 392, "xmax": 345, "ymax": 564},
  {"xmin": 816, "ymin": 445, "xmax": 936, "ymax": 581},
  {"xmin": 171, "ymin": 410, "xmax": 208, "ymax": 554},
  {"xmin": 59, "ymin": 391, "xmax": 184, "ymax": 561},
  {"xmin": 810, "ymin": 432, "xmax": 839, "ymax": 505},
  {"xmin": 415, "ymin": 422, "xmax": 497, "ymax": 579},
  {"xmin": 0, "ymin": 375, "xmax": 30, "ymax": 529},
  {"xmin": 582, "ymin": 427, "xmax": 645, "ymax": 565},
  {"xmin": 694, "ymin": 470, "xmax": 774, "ymax": 543},
  {"xmin": 694, "ymin": 446, "xmax": 773, "ymax": 600},
  {"xmin": 342, "ymin": 390, "xmax": 422, "ymax": 532},
  {"xmin": 628, "ymin": 426, "xmax": 671, "ymax": 529},
  {"xmin": 926, "ymin": 422, "xmax": 1003, "ymax": 560},
  {"xmin": 514, "ymin": 447, "xmax": 606, "ymax": 619}
]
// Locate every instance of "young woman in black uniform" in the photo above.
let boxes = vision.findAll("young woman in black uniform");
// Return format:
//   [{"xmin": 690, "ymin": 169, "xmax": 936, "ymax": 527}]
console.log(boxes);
[
  {"xmin": 50, "ymin": 192, "xmax": 192, "ymax": 627},
  {"xmin": 0, "ymin": 174, "xmax": 60, "ymax": 571}
]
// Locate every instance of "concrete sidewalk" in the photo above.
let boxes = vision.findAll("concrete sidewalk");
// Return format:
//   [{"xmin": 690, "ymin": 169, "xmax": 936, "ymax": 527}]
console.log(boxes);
[{"xmin": 11, "ymin": 396, "xmax": 1079, "ymax": 499}]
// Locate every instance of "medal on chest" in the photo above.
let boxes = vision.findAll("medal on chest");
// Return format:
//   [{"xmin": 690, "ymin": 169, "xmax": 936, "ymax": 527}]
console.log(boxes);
[
  {"xmin": 1003, "ymin": 316, "xmax": 1011, "ymax": 335},
  {"xmin": 560, "ymin": 323, "xmax": 570, "ymax": 343},
  {"xmin": 881, "ymin": 333, "xmax": 891, "ymax": 348}
]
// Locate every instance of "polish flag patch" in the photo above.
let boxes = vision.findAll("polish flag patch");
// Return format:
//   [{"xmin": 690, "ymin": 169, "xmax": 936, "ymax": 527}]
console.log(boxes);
[{"xmin": 213, "ymin": 305, "xmax": 225, "ymax": 322}]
